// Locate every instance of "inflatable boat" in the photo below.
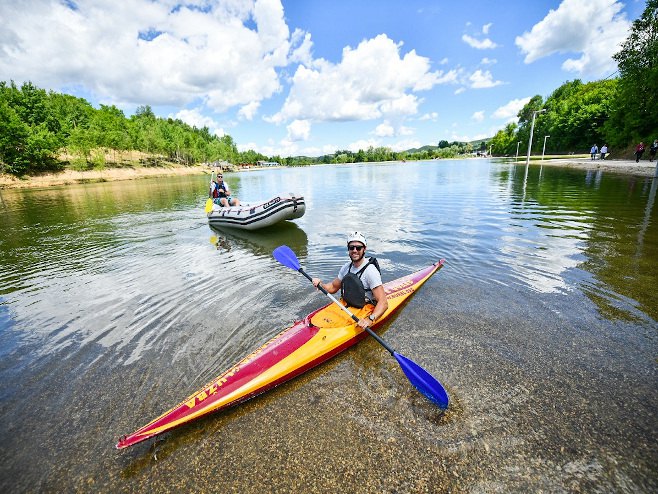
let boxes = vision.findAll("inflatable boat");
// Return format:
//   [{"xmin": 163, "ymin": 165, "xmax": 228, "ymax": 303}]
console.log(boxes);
[{"xmin": 205, "ymin": 193, "xmax": 305, "ymax": 230}]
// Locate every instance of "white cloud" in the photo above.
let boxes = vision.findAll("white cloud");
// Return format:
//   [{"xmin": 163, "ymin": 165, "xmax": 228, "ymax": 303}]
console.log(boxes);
[
  {"xmin": 419, "ymin": 112, "xmax": 439, "ymax": 121},
  {"xmin": 172, "ymin": 108, "xmax": 221, "ymax": 132},
  {"xmin": 462, "ymin": 34, "xmax": 498, "ymax": 50},
  {"xmin": 238, "ymin": 101, "xmax": 261, "ymax": 120},
  {"xmin": 515, "ymin": 0, "xmax": 630, "ymax": 76},
  {"xmin": 450, "ymin": 132, "xmax": 492, "ymax": 142},
  {"xmin": 286, "ymin": 119, "xmax": 311, "ymax": 141},
  {"xmin": 374, "ymin": 121, "xmax": 395, "ymax": 137},
  {"xmin": 0, "ymin": 0, "xmax": 308, "ymax": 113},
  {"xmin": 373, "ymin": 120, "xmax": 414, "ymax": 137},
  {"xmin": 269, "ymin": 34, "xmax": 456, "ymax": 124},
  {"xmin": 347, "ymin": 138, "xmax": 381, "ymax": 153},
  {"xmin": 289, "ymin": 28, "xmax": 314, "ymax": 65},
  {"xmin": 389, "ymin": 138, "xmax": 422, "ymax": 151},
  {"xmin": 469, "ymin": 69, "xmax": 503, "ymax": 88},
  {"xmin": 472, "ymin": 111, "xmax": 485, "ymax": 122},
  {"xmin": 482, "ymin": 23, "xmax": 493, "ymax": 35},
  {"xmin": 481, "ymin": 57, "xmax": 497, "ymax": 65},
  {"xmin": 492, "ymin": 97, "xmax": 532, "ymax": 120}
]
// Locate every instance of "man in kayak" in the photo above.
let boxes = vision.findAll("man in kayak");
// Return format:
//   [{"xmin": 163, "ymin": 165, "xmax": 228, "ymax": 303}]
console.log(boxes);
[
  {"xmin": 312, "ymin": 232, "xmax": 388, "ymax": 329},
  {"xmin": 211, "ymin": 173, "xmax": 240, "ymax": 207}
]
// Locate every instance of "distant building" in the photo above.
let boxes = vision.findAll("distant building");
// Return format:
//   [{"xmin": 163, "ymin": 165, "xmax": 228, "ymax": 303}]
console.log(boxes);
[{"xmin": 257, "ymin": 160, "xmax": 280, "ymax": 167}]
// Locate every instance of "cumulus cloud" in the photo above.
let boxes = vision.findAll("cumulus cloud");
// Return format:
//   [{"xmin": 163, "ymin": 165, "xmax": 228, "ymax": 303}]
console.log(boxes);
[
  {"xmin": 469, "ymin": 69, "xmax": 503, "ymax": 88},
  {"xmin": 286, "ymin": 119, "xmax": 311, "ymax": 141},
  {"xmin": 462, "ymin": 34, "xmax": 498, "ymax": 50},
  {"xmin": 472, "ymin": 111, "xmax": 485, "ymax": 122},
  {"xmin": 173, "ymin": 108, "xmax": 214, "ymax": 128},
  {"xmin": 373, "ymin": 121, "xmax": 414, "ymax": 137},
  {"xmin": 515, "ymin": 0, "xmax": 630, "ymax": 76},
  {"xmin": 462, "ymin": 24, "xmax": 499, "ymax": 50},
  {"xmin": 0, "ymin": 0, "xmax": 307, "ymax": 113},
  {"xmin": 238, "ymin": 101, "xmax": 261, "ymax": 120},
  {"xmin": 492, "ymin": 97, "xmax": 532, "ymax": 120},
  {"xmin": 419, "ymin": 112, "xmax": 439, "ymax": 121},
  {"xmin": 269, "ymin": 34, "xmax": 457, "ymax": 125},
  {"xmin": 374, "ymin": 121, "xmax": 396, "ymax": 137}
]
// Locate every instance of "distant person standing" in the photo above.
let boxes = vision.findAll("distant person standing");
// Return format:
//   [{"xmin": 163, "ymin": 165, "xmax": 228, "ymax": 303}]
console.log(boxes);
[
  {"xmin": 649, "ymin": 140, "xmax": 658, "ymax": 162},
  {"xmin": 600, "ymin": 144, "xmax": 608, "ymax": 160},
  {"xmin": 635, "ymin": 142, "xmax": 646, "ymax": 162},
  {"xmin": 590, "ymin": 144, "xmax": 599, "ymax": 160}
]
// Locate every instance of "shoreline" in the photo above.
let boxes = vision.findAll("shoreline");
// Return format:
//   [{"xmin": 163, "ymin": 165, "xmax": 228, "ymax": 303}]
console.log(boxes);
[
  {"xmin": 1, "ymin": 157, "xmax": 657, "ymax": 190},
  {"xmin": 520, "ymin": 157, "xmax": 658, "ymax": 177},
  {"xmin": 0, "ymin": 164, "xmax": 210, "ymax": 189}
]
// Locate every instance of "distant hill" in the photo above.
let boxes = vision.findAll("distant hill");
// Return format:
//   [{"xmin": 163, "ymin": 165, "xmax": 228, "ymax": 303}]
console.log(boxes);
[{"xmin": 403, "ymin": 137, "xmax": 492, "ymax": 154}]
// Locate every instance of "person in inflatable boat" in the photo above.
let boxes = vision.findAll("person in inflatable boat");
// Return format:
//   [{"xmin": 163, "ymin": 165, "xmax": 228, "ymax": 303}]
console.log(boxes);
[
  {"xmin": 211, "ymin": 173, "xmax": 240, "ymax": 207},
  {"xmin": 312, "ymin": 232, "xmax": 388, "ymax": 329}
]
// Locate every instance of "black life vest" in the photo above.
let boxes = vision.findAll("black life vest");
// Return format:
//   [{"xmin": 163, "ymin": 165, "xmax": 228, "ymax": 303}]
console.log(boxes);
[{"xmin": 341, "ymin": 257, "xmax": 381, "ymax": 308}]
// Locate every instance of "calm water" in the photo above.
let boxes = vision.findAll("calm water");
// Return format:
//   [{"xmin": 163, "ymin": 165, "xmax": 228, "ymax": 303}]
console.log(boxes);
[{"xmin": 0, "ymin": 160, "xmax": 656, "ymax": 493}]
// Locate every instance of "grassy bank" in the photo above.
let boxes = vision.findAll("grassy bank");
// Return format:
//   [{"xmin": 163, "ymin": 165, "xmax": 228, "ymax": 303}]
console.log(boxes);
[{"xmin": 0, "ymin": 149, "xmax": 211, "ymax": 189}]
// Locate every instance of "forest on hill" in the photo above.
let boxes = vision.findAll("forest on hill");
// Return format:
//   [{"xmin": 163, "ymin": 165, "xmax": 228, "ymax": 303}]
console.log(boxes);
[
  {"xmin": 0, "ymin": 1, "xmax": 655, "ymax": 176},
  {"xmin": 491, "ymin": 1, "xmax": 656, "ymax": 157}
]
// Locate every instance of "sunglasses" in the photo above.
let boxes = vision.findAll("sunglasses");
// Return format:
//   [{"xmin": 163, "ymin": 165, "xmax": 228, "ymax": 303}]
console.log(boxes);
[{"xmin": 348, "ymin": 245, "xmax": 364, "ymax": 251}]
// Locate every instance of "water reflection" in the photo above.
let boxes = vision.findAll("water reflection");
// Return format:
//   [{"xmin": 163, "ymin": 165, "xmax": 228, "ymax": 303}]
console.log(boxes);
[
  {"xmin": 0, "ymin": 163, "xmax": 656, "ymax": 492},
  {"xmin": 209, "ymin": 221, "xmax": 308, "ymax": 258}
]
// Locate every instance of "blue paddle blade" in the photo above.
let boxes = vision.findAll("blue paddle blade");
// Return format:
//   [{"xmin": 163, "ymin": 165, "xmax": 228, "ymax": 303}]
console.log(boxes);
[
  {"xmin": 273, "ymin": 245, "xmax": 301, "ymax": 271},
  {"xmin": 394, "ymin": 352, "xmax": 449, "ymax": 409}
]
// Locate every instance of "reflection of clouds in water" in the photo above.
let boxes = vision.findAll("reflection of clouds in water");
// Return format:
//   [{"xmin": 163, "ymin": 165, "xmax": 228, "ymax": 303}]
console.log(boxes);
[{"xmin": 499, "ymin": 232, "xmax": 583, "ymax": 294}]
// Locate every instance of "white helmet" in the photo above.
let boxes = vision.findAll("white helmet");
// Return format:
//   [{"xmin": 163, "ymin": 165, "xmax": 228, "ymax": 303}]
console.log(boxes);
[{"xmin": 346, "ymin": 231, "xmax": 367, "ymax": 247}]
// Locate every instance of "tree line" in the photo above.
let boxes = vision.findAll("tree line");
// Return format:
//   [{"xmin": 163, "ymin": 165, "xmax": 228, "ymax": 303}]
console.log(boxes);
[
  {"xmin": 491, "ymin": 0, "xmax": 657, "ymax": 158},
  {"xmin": 0, "ymin": 82, "xmax": 258, "ymax": 175}
]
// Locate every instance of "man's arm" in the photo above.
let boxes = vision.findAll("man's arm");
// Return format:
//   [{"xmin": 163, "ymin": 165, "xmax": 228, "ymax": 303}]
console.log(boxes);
[{"xmin": 312, "ymin": 277, "xmax": 341, "ymax": 294}]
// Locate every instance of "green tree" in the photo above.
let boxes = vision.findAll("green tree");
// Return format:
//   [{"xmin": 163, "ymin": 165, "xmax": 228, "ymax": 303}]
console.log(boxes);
[
  {"xmin": 490, "ymin": 122, "xmax": 520, "ymax": 156},
  {"xmin": 606, "ymin": 0, "xmax": 658, "ymax": 146}
]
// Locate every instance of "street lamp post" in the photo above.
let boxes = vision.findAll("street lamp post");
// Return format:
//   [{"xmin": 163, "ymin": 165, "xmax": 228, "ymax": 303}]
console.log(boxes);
[
  {"xmin": 516, "ymin": 141, "xmax": 521, "ymax": 161},
  {"xmin": 542, "ymin": 135, "xmax": 550, "ymax": 160},
  {"xmin": 525, "ymin": 109, "xmax": 546, "ymax": 166}
]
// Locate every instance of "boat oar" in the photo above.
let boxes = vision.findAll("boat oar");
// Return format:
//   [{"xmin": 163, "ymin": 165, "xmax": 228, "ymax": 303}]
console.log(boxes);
[
  {"xmin": 205, "ymin": 198, "xmax": 214, "ymax": 214},
  {"xmin": 272, "ymin": 245, "xmax": 449, "ymax": 409}
]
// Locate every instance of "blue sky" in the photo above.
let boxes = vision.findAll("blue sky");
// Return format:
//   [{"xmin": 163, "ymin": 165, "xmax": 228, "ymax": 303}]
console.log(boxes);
[{"xmin": 0, "ymin": 0, "xmax": 645, "ymax": 157}]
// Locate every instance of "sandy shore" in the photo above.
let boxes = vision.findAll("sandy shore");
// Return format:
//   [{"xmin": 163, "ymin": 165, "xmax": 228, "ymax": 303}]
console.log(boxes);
[
  {"xmin": 527, "ymin": 157, "xmax": 658, "ymax": 177},
  {"xmin": 0, "ymin": 164, "xmax": 210, "ymax": 189},
  {"xmin": 1, "ymin": 157, "xmax": 657, "ymax": 189}
]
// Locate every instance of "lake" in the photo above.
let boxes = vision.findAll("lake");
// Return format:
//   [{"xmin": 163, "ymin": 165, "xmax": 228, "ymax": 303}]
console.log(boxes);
[{"xmin": 0, "ymin": 159, "xmax": 656, "ymax": 492}]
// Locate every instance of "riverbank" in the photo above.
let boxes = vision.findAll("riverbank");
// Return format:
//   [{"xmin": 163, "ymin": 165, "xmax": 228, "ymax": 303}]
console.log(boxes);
[
  {"xmin": 0, "ymin": 164, "xmax": 210, "ymax": 189},
  {"xmin": 525, "ymin": 157, "xmax": 658, "ymax": 177}
]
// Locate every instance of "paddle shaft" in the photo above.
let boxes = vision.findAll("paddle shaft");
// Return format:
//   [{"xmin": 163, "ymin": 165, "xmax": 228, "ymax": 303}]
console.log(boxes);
[{"xmin": 297, "ymin": 268, "xmax": 395, "ymax": 356}]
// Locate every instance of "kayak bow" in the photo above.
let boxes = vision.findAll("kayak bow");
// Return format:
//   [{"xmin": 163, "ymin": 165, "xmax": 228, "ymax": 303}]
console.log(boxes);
[{"xmin": 116, "ymin": 260, "xmax": 444, "ymax": 449}]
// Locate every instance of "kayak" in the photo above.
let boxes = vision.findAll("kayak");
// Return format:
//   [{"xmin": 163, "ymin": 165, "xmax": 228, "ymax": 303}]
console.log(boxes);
[
  {"xmin": 116, "ymin": 259, "xmax": 444, "ymax": 449},
  {"xmin": 207, "ymin": 193, "xmax": 305, "ymax": 230}
]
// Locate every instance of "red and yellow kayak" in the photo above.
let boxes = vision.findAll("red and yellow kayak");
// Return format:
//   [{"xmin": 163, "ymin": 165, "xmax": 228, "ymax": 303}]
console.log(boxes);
[{"xmin": 116, "ymin": 260, "xmax": 444, "ymax": 449}]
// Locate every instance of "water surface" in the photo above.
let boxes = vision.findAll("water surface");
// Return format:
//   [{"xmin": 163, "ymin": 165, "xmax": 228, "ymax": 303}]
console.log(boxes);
[{"xmin": 0, "ymin": 160, "xmax": 656, "ymax": 492}]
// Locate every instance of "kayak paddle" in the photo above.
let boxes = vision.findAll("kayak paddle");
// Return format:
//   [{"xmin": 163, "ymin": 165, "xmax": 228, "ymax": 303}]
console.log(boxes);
[
  {"xmin": 272, "ymin": 245, "xmax": 449, "ymax": 409},
  {"xmin": 205, "ymin": 198, "xmax": 214, "ymax": 214}
]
